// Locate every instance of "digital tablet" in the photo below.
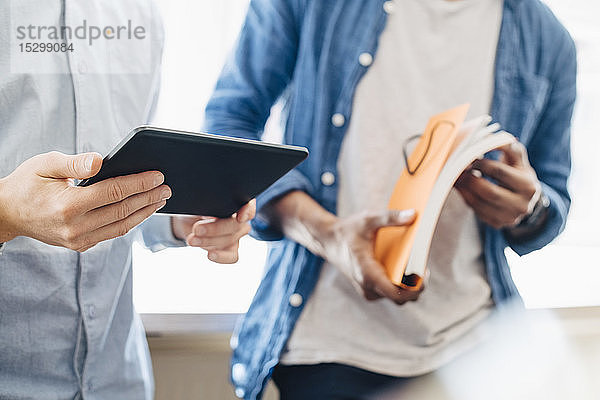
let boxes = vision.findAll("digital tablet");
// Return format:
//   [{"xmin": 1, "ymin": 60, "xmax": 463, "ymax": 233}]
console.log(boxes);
[{"xmin": 78, "ymin": 126, "xmax": 309, "ymax": 218}]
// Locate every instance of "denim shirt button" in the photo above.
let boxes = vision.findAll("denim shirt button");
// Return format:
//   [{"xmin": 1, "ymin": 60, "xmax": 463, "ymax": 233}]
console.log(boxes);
[
  {"xmin": 331, "ymin": 113, "xmax": 345, "ymax": 127},
  {"xmin": 87, "ymin": 305, "xmax": 97, "ymax": 319},
  {"xmin": 321, "ymin": 172, "xmax": 336, "ymax": 186},
  {"xmin": 289, "ymin": 293, "xmax": 303, "ymax": 307},
  {"xmin": 358, "ymin": 52, "xmax": 373, "ymax": 67},
  {"xmin": 230, "ymin": 335, "xmax": 239, "ymax": 350},
  {"xmin": 232, "ymin": 363, "xmax": 246, "ymax": 382},
  {"xmin": 383, "ymin": 1, "xmax": 396, "ymax": 14},
  {"xmin": 235, "ymin": 387, "xmax": 245, "ymax": 398}
]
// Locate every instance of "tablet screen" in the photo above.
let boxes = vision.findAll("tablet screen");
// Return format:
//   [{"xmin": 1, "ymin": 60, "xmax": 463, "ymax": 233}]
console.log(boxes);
[{"xmin": 79, "ymin": 127, "xmax": 308, "ymax": 218}]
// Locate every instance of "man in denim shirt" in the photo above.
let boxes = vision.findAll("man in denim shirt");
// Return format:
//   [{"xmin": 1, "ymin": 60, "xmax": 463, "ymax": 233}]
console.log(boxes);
[{"xmin": 204, "ymin": 0, "xmax": 576, "ymax": 398}]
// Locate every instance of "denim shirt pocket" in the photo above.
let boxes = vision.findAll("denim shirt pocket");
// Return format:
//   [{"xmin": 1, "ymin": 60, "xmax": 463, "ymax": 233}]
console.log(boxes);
[{"xmin": 493, "ymin": 71, "xmax": 550, "ymax": 146}]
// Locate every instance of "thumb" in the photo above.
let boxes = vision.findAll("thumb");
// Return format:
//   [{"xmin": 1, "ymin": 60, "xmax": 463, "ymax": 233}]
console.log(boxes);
[
  {"xmin": 36, "ymin": 151, "xmax": 103, "ymax": 180},
  {"xmin": 386, "ymin": 209, "xmax": 417, "ymax": 227},
  {"xmin": 365, "ymin": 209, "xmax": 417, "ymax": 232},
  {"xmin": 498, "ymin": 140, "xmax": 526, "ymax": 167},
  {"xmin": 236, "ymin": 199, "xmax": 257, "ymax": 223}
]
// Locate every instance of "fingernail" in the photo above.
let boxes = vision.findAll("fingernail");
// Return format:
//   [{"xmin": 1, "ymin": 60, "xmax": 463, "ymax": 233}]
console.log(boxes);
[
  {"xmin": 471, "ymin": 169, "xmax": 483, "ymax": 178},
  {"xmin": 208, "ymin": 252, "xmax": 218, "ymax": 262},
  {"xmin": 195, "ymin": 226, "xmax": 207, "ymax": 236},
  {"xmin": 85, "ymin": 155, "xmax": 95, "ymax": 172},
  {"xmin": 154, "ymin": 173, "xmax": 165, "ymax": 186},
  {"xmin": 161, "ymin": 188, "xmax": 172, "ymax": 200},
  {"xmin": 400, "ymin": 209, "xmax": 416, "ymax": 218}
]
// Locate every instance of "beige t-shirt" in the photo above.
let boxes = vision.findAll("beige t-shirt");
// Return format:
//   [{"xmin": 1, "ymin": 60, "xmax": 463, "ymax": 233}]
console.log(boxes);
[{"xmin": 279, "ymin": 0, "xmax": 504, "ymax": 376}]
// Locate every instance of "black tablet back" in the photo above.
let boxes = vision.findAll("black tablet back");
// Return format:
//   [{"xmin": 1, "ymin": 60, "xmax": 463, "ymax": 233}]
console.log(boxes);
[{"xmin": 79, "ymin": 127, "xmax": 308, "ymax": 218}]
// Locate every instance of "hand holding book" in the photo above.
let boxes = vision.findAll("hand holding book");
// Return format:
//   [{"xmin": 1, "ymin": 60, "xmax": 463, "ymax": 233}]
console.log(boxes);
[
  {"xmin": 455, "ymin": 141, "xmax": 542, "ymax": 230},
  {"xmin": 318, "ymin": 209, "xmax": 423, "ymax": 304},
  {"xmin": 375, "ymin": 104, "xmax": 517, "ymax": 291},
  {"xmin": 267, "ymin": 191, "xmax": 424, "ymax": 304}
]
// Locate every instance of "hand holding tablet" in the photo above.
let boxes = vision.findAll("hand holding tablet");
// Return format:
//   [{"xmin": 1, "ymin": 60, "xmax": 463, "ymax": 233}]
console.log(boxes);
[
  {"xmin": 0, "ymin": 152, "xmax": 170, "ymax": 252},
  {"xmin": 78, "ymin": 126, "xmax": 309, "ymax": 218},
  {"xmin": 0, "ymin": 127, "xmax": 307, "ymax": 255},
  {"xmin": 171, "ymin": 200, "xmax": 256, "ymax": 264}
]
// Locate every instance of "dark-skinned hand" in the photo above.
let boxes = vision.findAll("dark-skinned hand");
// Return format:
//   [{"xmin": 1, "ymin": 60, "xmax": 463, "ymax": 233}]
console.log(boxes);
[{"xmin": 455, "ymin": 141, "xmax": 541, "ymax": 230}]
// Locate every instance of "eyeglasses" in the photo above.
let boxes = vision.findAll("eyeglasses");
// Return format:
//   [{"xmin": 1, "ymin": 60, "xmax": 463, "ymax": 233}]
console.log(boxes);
[{"xmin": 402, "ymin": 120, "xmax": 456, "ymax": 175}]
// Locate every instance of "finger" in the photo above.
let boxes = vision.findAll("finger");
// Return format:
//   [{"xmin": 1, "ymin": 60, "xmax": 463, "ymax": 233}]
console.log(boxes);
[
  {"xmin": 363, "ymin": 288, "xmax": 383, "ymax": 301},
  {"xmin": 75, "ymin": 201, "xmax": 166, "ymax": 251},
  {"xmin": 193, "ymin": 217, "xmax": 247, "ymax": 237},
  {"xmin": 344, "ymin": 266, "xmax": 379, "ymax": 299},
  {"xmin": 387, "ymin": 209, "xmax": 417, "ymax": 226},
  {"xmin": 79, "ymin": 170, "xmax": 165, "ymax": 211},
  {"xmin": 461, "ymin": 169, "xmax": 535, "ymax": 221},
  {"xmin": 358, "ymin": 253, "xmax": 421, "ymax": 305},
  {"xmin": 236, "ymin": 199, "xmax": 257, "ymax": 223},
  {"xmin": 36, "ymin": 151, "xmax": 103, "ymax": 180},
  {"xmin": 496, "ymin": 141, "xmax": 528, "ymax": 167},
  {"xmin": 354, "ymin": 262, "xmax": 384, "ymax": 301},
  {"xmin": 369, "ymin": 266, "xmax": 422, "ymax": 305},
  {"xmin": 207, "ymin": 244, "xmax": 240, "ymax": 264},
  {"xmin": 457, "ymin": 186, "xmax": 517, "ymax": 228},
  {"xmin": 175, "ymin": 216, "xmax": 216, "ymax": 241},
  {"xmin": 188, "ymin": 223, "xmax": 251, "ymax": 250},
  {"xmin": 364, "ymin": 209, "xmax": 416, "ymax": 237},
  {"xmin": 455, "ymin": 167, "xmax": 475, "ymax": 188},
  {"xmin": 472, "ymin": 159, "xmax": 535, "ymax": 194},
  {"xmin": 83, "ymin": 185, "xmax": 172, "ymax": 231},
  {"xmin": 457, "ymin": 169, "xmax": 528, "ymax": 213},
  {"xmin": 171, "ymin": 215, "xmax": 199, "ymax": 239}
]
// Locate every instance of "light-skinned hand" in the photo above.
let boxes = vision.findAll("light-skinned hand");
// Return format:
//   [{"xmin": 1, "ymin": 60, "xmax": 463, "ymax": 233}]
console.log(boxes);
[{"xmin": 0, "ymin": 151, "xmax": 171, "ymax": 251}]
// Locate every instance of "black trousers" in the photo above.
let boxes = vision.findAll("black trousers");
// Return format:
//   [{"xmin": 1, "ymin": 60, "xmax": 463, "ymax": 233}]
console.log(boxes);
[{"xmin": 272, "ymin": 363, "xmax": 410, "ymax": 400}]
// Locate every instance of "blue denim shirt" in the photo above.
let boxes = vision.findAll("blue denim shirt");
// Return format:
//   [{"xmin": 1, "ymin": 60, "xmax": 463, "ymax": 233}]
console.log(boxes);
[{"xmin": 204, "ymin": 0, "xmax": 576, "ymax": 398}]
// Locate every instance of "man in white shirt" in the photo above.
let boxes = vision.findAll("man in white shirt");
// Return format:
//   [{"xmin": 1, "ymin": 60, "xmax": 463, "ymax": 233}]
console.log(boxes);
[{"xmin": 0, "ymin": 1, "xmax": 254, "ymax": 398}]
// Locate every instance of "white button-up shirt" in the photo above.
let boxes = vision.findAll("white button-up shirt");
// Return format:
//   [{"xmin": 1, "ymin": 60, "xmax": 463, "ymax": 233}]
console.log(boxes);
[{"xmin": 0, "ymin": 1, "xmax": 181, "ymax": 398}]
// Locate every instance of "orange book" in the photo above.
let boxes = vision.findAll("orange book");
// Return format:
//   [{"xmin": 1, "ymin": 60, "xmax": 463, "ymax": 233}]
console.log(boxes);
[{"xmin": 374, "ymin": 104, "xmax": 515, "ymax": 290}]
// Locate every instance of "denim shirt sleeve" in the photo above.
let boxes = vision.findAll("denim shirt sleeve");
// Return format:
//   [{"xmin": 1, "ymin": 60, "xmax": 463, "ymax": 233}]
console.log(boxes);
[
  {"xmin": 507, "ymin": 29, "xmax": 577, "ymax": 256},
  {"xmin": 203, "ymin": 0, "xmax": 309, "ymax": 241}
]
